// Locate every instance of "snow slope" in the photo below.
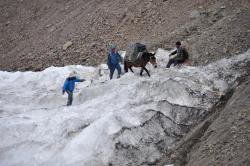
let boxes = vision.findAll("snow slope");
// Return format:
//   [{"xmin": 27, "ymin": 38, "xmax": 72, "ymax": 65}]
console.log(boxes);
[{"xmin": 0, "ymin": 49, "xmax": 249, "ymax": 166}]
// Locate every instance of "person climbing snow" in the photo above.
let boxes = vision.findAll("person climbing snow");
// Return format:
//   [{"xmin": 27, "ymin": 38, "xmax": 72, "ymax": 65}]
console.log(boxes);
[
  {"xmin": 166, "ymin": 41, "xmax": 189, "ymax": 68},
  {"xmin": 62, "ymin": 71, "xmax": 85, "ymax": 106},
  {"xmin": 107, "ymin": 44, "xmax": 122, "ymax": 79}
]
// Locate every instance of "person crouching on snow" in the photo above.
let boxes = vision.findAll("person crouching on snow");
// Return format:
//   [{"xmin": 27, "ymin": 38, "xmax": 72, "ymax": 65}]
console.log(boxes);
[
  {"xmin": 107, "ymin": 44, "xmax": 122, "ymax": 79},
  {"xmin": 62, "ymin": 71, "xmax": 85, "ymax": 106}
]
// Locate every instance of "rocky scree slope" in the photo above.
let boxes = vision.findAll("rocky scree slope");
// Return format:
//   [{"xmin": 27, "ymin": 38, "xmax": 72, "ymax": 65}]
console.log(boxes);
[{"xmin": 0, "ymin": 0, "xmax": 249, "ymax": 71}]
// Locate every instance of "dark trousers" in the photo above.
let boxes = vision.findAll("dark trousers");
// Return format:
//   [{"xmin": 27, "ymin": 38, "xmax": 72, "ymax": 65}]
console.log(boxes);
[
  {"xmin": 109, "ymin": 64, "xmax": 121, "ymax": 79},
  {"xmin": 166, "ymin": 58, "xmax": 185, "ymax": 68},
  {"xmin": 66, "ymin": 90, "xmax": 73, "ymax": 106}
]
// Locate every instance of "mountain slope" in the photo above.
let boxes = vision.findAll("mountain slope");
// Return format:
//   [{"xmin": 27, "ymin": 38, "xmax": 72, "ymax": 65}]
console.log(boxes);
[
  {"xmin": 185, "ymin": 75, "xmax": 250, "ymax": 166},
  {"xmin": 0, "ymin": 0, "xmax": 249, "ymax": 71}
]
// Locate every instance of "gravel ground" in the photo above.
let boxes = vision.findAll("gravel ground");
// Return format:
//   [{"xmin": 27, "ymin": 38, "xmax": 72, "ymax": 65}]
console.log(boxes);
[
  {"xmin": 0, "ymin": 0, "xmax": 249, "ymax": 71},
  {"xmin": 185, "ymin": 76, "xmax": 250, "ymax": 166}
]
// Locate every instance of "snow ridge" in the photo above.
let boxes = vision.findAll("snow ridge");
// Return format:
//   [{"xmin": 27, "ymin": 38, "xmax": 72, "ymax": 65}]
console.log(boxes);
[{"xmin": 0, "ymin": 49, "xmax": 249, "ymax": 166}]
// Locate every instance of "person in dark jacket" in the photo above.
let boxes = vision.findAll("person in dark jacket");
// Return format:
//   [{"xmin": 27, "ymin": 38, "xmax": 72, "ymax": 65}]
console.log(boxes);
[
  {"xmin": 107, "ymin": 44, "xmax": 122, "ymax": 79},
  {"xmin": 62, "ymin": 71, "xmax": 85, "ymax": 106},
  {"xmin": 166, "ymin": 41, "xmax": 189, "ymax": 68}
]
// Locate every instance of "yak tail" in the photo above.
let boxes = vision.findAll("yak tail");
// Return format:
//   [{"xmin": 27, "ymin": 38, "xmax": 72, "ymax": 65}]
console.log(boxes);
[{"xmin": 124, "ymin": 61, "xmax": 128, "ymax": 72}]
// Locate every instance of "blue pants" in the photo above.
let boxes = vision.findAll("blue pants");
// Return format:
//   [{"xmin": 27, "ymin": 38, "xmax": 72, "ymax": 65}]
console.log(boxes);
[
  {"xmin": 66, "ymin": 90, "xmax": 73, "ymax": 106},
  {"xmin": 109, "ymin": 64, "xmax": 121, "ymax": 79}
]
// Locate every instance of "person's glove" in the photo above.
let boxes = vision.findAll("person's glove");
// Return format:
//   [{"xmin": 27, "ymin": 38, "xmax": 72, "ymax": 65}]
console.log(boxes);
[{"xmin": 62, "ymin": 90, "xmax": 65, "ymax": 95}]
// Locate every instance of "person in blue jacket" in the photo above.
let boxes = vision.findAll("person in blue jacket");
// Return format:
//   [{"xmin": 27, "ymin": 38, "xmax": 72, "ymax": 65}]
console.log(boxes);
[
  {"xmin": 107, "ymin": 44, "xmax": 122, "ymax": 79},
  {"xmin": 62, "ymin": 71, "xmax": 85, "ymax": 106}
]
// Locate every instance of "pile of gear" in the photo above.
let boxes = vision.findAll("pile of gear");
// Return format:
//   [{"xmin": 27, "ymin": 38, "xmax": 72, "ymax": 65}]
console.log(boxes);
[{"xmin": 124, "ymin": 43, "xmax": 148, "ymax": 63}]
